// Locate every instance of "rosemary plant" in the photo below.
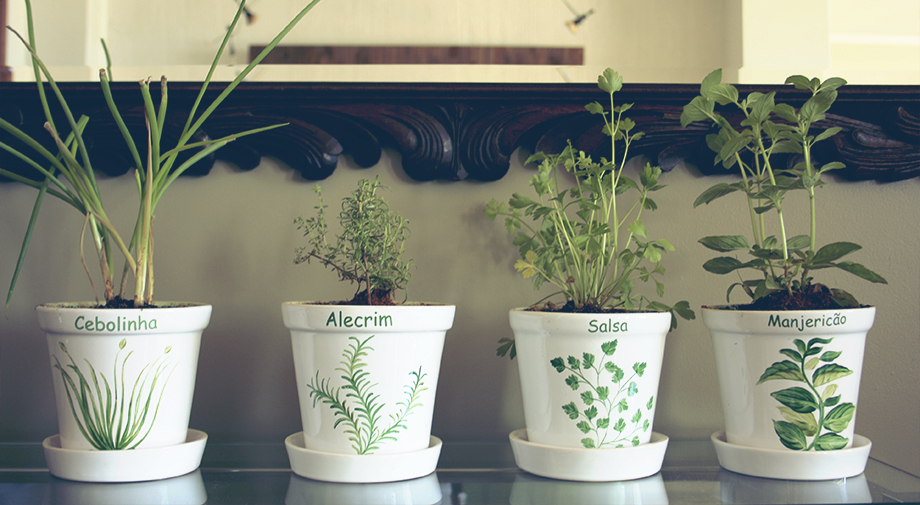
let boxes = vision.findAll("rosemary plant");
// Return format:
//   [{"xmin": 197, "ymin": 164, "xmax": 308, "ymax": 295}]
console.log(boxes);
[
  {"xmin": 294, "ymin": 177, "xmax": 413, "ymax": 305},
  {"xmin": 2, "ymin": 0, "xmax": 323, "ymax": 308}
]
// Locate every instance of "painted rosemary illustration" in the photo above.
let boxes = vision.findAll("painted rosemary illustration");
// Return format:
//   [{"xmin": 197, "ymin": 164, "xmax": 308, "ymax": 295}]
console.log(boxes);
[
  {"xmin": 551, "ymin": 340, "xmax": 653, "ymax": 448},
  {"xmin": 757, "ymin": 337, "xmax": 855, "ymax": 451},
  {"xmin": 53, "ymin": 339, "xmax": 176, "ymax": 450},
  {"xmin": 307, "ymin": 335, "xmax": 427, "ymax": 454}
]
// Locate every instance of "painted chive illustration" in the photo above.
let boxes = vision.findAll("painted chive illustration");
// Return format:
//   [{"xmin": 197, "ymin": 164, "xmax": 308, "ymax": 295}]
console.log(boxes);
[
  {"xmin": 551, "ymin": 340, "xmax": 653, "ymax": 448},
  {"xmin": 307, "ymin": 335, "xmax": 427, "ymax": 455},
  {"xmin": 53, "ymin": 338, "xmax": 176, "ymax": 450},
  {"xmin": 758, "ymin": 337, "xmax": 855, "ymax": 451}
]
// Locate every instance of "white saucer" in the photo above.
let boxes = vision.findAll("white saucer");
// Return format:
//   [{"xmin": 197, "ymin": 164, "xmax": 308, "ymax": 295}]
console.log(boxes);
[
  {"xmin": 46, "ymin": 469, "xmax": 207, "ymax": 505},
  {"xmin": 284, "ymin": 432, "xmax": 442, "ymax": 483},
  {"xmin": 711, "ymin": 431, "xmax": 872, "ymax": 481},
  {"xmin": 509, "ymin": 429, "xmax": 669, "ymax": 482},
  {"xmin": 43, "ymin": 429, "xmax": 208, "ymax": 483}
]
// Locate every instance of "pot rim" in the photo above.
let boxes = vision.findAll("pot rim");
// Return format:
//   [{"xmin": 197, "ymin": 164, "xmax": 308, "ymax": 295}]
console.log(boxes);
[
  {"xmin": 701, "ymin": 305, "xmax": 875, "ymax": 314},
  {"xmin": 37, "ymin": 302, "xmax": 211, "ymax": 310}
]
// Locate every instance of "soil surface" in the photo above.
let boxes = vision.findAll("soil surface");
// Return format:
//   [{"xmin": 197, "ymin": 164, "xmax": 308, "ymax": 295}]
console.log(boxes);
[
  {"xmin": 709, "ymin": 283, "xmax": 861, "ymax": 311},
  {"xmin": 527, "ymin": 300, "xmax": 653, "ymax": 314}
]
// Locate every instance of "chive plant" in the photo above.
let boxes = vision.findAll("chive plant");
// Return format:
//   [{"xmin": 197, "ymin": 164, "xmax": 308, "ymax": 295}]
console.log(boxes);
[{"xmin": 2, "ymin": 0, "xmax": 323, "ymax": 308}]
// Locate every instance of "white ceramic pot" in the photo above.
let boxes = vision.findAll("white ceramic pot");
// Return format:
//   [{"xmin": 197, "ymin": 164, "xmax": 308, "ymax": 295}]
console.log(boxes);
[
  {"xmin": 510, "ymin": 309, "xmax": 670, "ymax": 449},
  {"xmin": 282, "ymin": 303, "xmax": 455, "ymax": 456},
  {"xmin": 36, "ymin": 303, "xmax": 211, "ymax": 451},
  {"xmin": 703, "ymin": 307, "xmax": 874, "ymax": 452}
]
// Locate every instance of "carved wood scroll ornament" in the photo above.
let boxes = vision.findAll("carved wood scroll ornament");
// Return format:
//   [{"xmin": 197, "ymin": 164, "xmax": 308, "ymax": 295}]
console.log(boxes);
[{"xmin": 1, "ymin": 82, "xmax": 917, "ymax": 184}]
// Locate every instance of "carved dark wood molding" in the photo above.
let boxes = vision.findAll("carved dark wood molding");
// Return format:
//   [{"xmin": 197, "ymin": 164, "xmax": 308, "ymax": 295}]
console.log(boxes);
[{"xmin": 1, "ymin": 81, "xmax": 918, "ymax": 184}]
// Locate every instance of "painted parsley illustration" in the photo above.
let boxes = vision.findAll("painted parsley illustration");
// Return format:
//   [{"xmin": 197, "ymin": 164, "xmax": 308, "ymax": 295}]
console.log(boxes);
[
  {"xmin": 551, "ymin": 339, "xmax": 653, "ymax": 448},
  {"xmin": 307, "ymin": 335, "xmax": 427, "ymax": 455},
  {"xmin": 758, "ymin": 337, "xmax": 855, "ymax": 451}
]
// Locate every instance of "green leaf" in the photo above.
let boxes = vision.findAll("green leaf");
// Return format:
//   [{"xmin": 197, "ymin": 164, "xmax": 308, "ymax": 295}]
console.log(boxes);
[
  {"xmin": 824, "ymin": 403, "xmax": 856, "ymax": 433},
  {"xmin": 812, "ymin": 364, "xmax": 853, "ymax": 387},
  {"xmin": 814, "ymin": 127, "xmax": 843, "ymax": 143},
  {"xmin": 550, "ymin": 357, "xmax": 566, "ymax": 373},
  {"xmin": 580, "ymin": 391, "xmax": 595, "ymax": 405},
  {"xmin": 703, "ymin": 257, "xmax": 745, "ymax": 275},
  {"xmin": 758, "ymin": 361, "xmax": 807, "ymax": 383},
  {"xmin": 830, "ymin": 289, "xmax": 861, "ymax": 308},
  {"xmin": 700, "ymin": 68, "xmax": 723, "ymax": 99},
  {"xmin": 597, "ymin": 386, "xmax": 610, "ymax": 401},
  {"xmin": 628, "ymin": 220, "xmax": 647, "ymax": 239},
  {"xmin": 771, "ymin": 387, "xmax": 818, "ymax": 413},
  {"xmin": 584, "ymin": 405, "xmax": 598, "ymax": 420},
  {"xmin": 647, "ymin": 396, "xmax": 654, "ymax": 410},
  {"xmin": 820, "ymin": 77, "xmax": 847, "ymax": 92},
  {"xmin": 710, "ymin": 83, "xmax": 739, "ymax": 106},
  {"xmin": 631, "ymin": 410, "xmax": 643, "ymax": 423},
  {"xmin": 778, "ymin": 407, "xmax": 819, "ymax": 437},
  {"xmin": 814, "ymin": 433, "xmax": 849, "ymax": 451},
  {"xmin": 779, "ymin": 348, "xmax": 804, "ymax": 362},
  {"xmin": 597, "ymin": 68, "xmax": 623, "ymax": 94},
  {"xmin": 833, "ymin": 261, "xmax": 888, "ymax": 284},
  {"xmin": 785, "ymin": 75, "xmax": 813, "ymax": 90},
  {"xmin": 633, "ymin": 362, "xmax": 647, "ymax": 377},
  {"xmin": 820, "ymin": 350, "xmax": 843, "ymax": 362},
  {"xmin": 601, "ymin": 341, "xmax": 618, "ymax": 356},
  {"xmin": 585, "ymin": 101, "xmax": 605, "ymax": 115},
  {"xmin": 699, "ymin": 235, "xmax": 750, "ymax": 252},
  {"xmin": 582, "ymin": 353, "xmax": 596, "ymax": 370},
  {"xmin": 812, "ymin": 242, "xmax": 862, "ymax": 264},
  {"xmin": 565, "ymin": 374, "xmax": 581, "ymax": 390},
  {"xmin": 577, "ymin": 420, "xmax": 592, "ymax": 434},
  {"xmin": 597, "ymin": 417, "xmax": 610, "ymax": 429},
  {"xmin": 617, "ymin": 399, "xmax": 628, "ymax": 413},
  {"xmin": 786, "ymin": 235, "xmax": 811, "ymax": 251},
  {"xmin": 607, "ymin": 363, "xmax": 624, "ymax": 383},
  {"xmin": 804, "ymin": 357, "xmax": 819, "ymax": 370},
  {"xmin": 582, "ymin": 437, "xmax": 596, "ymax": 449},
  {"xmin": 681, "ymin": 95, "xmax": 715, "ymax": 127},
  {"xmin": 567, "ymin": 356, "xmax": 581, "ymax": 369},
  {"xmin": 562, "ymin": 402, "xmax": 580, "ymax": 420},
  {"xmin": 773, "ymin": 420, "xmax": 808, "ymax": 450},
  {"xmin": 773, "ymin": 103, "xmax": 798, "ymax": 123},
  {"xmin": 614, "ymin": 418, "xmax": 627, "ymax": 432}
]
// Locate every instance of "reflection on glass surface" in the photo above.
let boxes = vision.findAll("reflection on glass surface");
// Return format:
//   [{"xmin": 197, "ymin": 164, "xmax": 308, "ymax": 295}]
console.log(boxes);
[
  {"xmin": 718, "ymin": 470, "xmax": 871, "ymax": 504},
  {"xmin": 509, "ymin": 472, "xmax": 668, "ymax": 505},
  {"xmin": 45, "ymin": 469, "xmax": 206, "ymax": 505},
  {"xmin": 284, "ymin": 472, "xmax": 442, "ymax": 505}
]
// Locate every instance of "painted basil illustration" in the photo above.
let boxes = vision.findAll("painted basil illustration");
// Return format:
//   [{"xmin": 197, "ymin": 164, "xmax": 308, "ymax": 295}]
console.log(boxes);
[{"xmin": 758, "ymin": 337, "xmax": 855, "ymax": 451}]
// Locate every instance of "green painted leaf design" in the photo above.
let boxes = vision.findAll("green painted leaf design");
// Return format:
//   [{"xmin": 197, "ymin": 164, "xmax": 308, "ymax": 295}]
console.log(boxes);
[
  {"xmin": 614, "ymin": 418, "xmax": 626, "ymax": 432},
  {"xmin": 633, "ymin": 362, "xmax": 647, "ymax": 377},
  {"xmin": 780, "ymin": 348, "xmax": 803, "ymax": 362},
  {"xmin": 824, "ymin": 395, "xmax": 841, "ymax": 407},
  {"xmin": 773, "ymin": 420, "xmax": 808, "ymax": 450},
  {"xmin": 778, "ymin": 407, "xmax": 818, "ymax": 437},
  {"xmin": 631, "ymin": 410, "xmax": 642, "ymax": 423},
  {"xmin": 757, "ymin": 360, "xmax": 807, "ymax": 384},
  {"xmin": 565, "ymin": 375, "xmax": 580, "ymax": 390},
  {"xmin": 794, "ymin": 339, "xmax": 807, "ymax": 355},
  {"xmin": 771, "ymin": 387, "xmax": 818, "ymax": 413},
  {"xmin": 643, "ymin": 419, "xmax": 650, "ymax": 431},
  {"xmin": 618, "ymin": 399, "xmax": 629, "ymax": 412},
  {"xmin": 824, "ymin": 403, "xmax": 856, "ymax": 433},
  {"xmin": 584, "ymin": 406, "xmax": 598, "ymax": 420},
  {"xmin": 608, "ymin": 363, "xmax": 624, "ymax": 383},
  {"xmin": 822, "ymin": 384, "xmax": 838, "ymax": 400},
  {"xmin": 562, "ymin": 402, "xmax": 580, "ymax": 420},
  {"xmin": 582, "ymin": 353, "xmax": 596, "ymax": 369},
  {"xmin": 580, "ymin": 391, "xmax": 595, "ymax": 405},
  {"xmin": 582, "ymin": 438, "xmax": 596, "ymax": 449},
  {"xmin": 814, "ymin": 433, "xmax": 849, "ymax": 451},
  {"xmin": 601, "ymin": 341, "xmax": 617, "ymax": 356},
  {"xmin": 812, "ymin": 363, "xmax": 853, "ymax": 387},
  {"xmin": 820, "ymin": 350, "xmax": 843, "ymax": 362},
  {"xmin": 596, "ymin": 386, "xmax": 610, "ymax": 401},
  {"xmin": 567, "ymin": 356, "xmax": 581, "ymax": 369},
  {"xmin": 550, "ymin": 357, "xmax": 565, "ymax": 373},
  {"xmin": 646, "ymin": 396, "xmax": 654, "ymax": 410},
  {"xmin": 597, "ymin": 418, "xmax": 610, "ymax": 429},
  {"xmin": 631, "ymin": 436, "xmax": 641, "ymax": 446},
  {"xmin": 577, "ymin": 421, "xmax": 592, "ymax": 434},
  {"xmin": 804, "ymin": 357, "xmax": 819, "ymax": 370}
]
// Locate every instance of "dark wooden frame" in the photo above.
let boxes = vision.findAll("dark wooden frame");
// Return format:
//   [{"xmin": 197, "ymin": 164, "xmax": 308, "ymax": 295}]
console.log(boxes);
[{"xmin": 1, "ymin": 81, "xmax": 917, "ymax": 183}]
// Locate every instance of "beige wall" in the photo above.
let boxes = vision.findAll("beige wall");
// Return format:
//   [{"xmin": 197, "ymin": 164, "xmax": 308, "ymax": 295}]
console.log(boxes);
[
  {"xmin": 7, "ymin": 0, "xmax": 919, "ymax": 84},
  {"xmin": 1, "ymin": 149, "xmax": 919, "ymax": 475}
]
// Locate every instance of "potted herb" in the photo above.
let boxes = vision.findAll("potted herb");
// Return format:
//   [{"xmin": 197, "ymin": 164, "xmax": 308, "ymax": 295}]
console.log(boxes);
[
  {"xmin": 485, "ymin": 69, "xmax": 693, "ymax": 482},
  {"xmin": 1, "ymin": 0, "xmax": 322, "ymax": 483},
  {"xmin": 282, "ymin": 177, "xmax": 455, "ymax": 484},
  {"xmin": 681, "ymin": 69, "xmax": 887, "ymax": 480}
]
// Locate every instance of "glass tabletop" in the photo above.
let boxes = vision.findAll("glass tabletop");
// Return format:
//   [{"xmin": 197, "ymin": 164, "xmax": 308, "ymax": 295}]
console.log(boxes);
[{"xmin": 1, "ymin": 439, "xmax": 917, "ymax": 504}]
